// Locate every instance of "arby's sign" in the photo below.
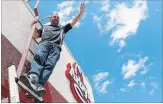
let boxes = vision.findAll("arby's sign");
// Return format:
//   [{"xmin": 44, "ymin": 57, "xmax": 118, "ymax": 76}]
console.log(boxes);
[{"xmin": 65, "ymin": 62, "xmax": 91, "ymax": 103}]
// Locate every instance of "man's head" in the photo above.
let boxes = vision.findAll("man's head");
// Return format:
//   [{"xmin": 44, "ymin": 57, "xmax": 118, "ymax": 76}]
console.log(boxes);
[{"xmin": 50, "ymin": 13, "xmax": 60, "ymax": 26}]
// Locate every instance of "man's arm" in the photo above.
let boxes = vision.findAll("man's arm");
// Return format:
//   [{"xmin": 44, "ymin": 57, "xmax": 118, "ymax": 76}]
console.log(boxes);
[
  {"xmin": 31, "ymin": 16, "xmax": 42, "ymax": 39},
  {"xmin": 70, "ymin": 3, "xmax": 85, "ymax": 27}
]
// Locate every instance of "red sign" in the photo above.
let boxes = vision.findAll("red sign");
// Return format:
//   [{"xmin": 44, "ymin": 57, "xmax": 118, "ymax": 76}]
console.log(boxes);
[{"xmin": 65, "ymin": 63, "xmax": 91, "ymax": 103}]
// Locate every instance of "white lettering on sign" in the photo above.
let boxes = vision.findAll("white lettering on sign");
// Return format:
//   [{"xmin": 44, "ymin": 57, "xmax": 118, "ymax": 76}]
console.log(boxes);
[{"xmin": 65, "ymin": 63, "xmax": 91, "ymax": 103}]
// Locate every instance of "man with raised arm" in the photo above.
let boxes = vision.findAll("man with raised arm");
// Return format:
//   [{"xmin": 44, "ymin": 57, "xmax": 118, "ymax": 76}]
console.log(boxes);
[{"xmin": 20, "ymin": 3, "xmax": 85, "ymax": 97}]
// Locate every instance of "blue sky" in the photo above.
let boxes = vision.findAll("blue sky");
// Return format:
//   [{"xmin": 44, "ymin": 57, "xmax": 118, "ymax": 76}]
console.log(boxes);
[{"xmin": 29, "ymin": 0, "xmax": 162, "ymax": 102}]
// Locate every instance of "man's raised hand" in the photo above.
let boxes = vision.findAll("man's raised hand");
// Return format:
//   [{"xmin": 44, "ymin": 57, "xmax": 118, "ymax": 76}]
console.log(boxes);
[{"xmin": 80, "ymin": 3, "xmax": 85, "ymax": 15}]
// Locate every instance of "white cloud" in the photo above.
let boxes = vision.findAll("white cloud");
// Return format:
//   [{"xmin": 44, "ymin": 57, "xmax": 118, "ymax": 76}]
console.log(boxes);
[
  {"xmin": 119, "ymin": 40, "xmax": 126, "ymax": 48},
  {"xmin": 92, "ymin": 13, "xmax": 109, "ymax": 34},
  {"xmin": 55, "ymin": 1, "xmax": 87, "ymax": 28},
  {"xmin": 117, "ymin": 39, "xmax": 126, "ymax": 52},
  {"xmin": 139, "ymin": 81, "xmax": 146, "ymax": 92},
  {"xmin": 84, "ymin": 1, "xmax": 90, "ymax": 4},
  {"xmin": 109, "ymin": 1, "xmax": 148, "ymax": 51},
  {"xmin": 127, "ymin": 80, "xmax": 136, "ymax": 88},
  {"xmin": 140, "ymin": 81, "xmax": 146, "ymax": 89},
  {"xmin": 100, "ymin": 0, "xmax": 110, "ymax": 12},
  {"xmin": 118, "ymin": 80, "xmax": 158, "ymax": 95},
  {"xmin": 93, "ymin": 72, "xmax": 109, "ymax": 82},
  {"xmin": 119, "ymin": 80, "xmax": 147, "ymax": 94},
  {"xmin": 82, "ymin": 12, "xmax": 87, "ymax": 20},
  {"xmin": 140, "ymin": 68, "xmax": 148, "ymax": 75},
  {"xmin": 120, "ymin": 88, "xmax": 126, "ymax": 92},
  {"xmin": 150, "ymin": 82, "xmax": 158, "ymax": 89},
  {"xmin": 100, "ymin": 5, "xmax": 109, "ymax": 12},
  {"xmin": 148, "ymin": 89, "xmax": 155, "ymax": 95},
  {"xmin": 92, "ymin": 72, "xmax": 111, "ymax": 94},
  {"xmin": 92, "ymin": 14, "xmax": 103, "ymax": 34},
  {"xmin": 99, "ymin": 80, "xmax": 111, "ymax": 94},
  {"xmin": 140, "ymin": 63, "xmax": 153, "ymax": 75},
  {"xmin": 57, "ymin": 1, "xmax": 74, "ymax": 10},
  {"xmin": 148, "ymin": 82, "xmax": 158, "ymax": 95},
  {"xmin": 122, "ymin": 56, "xmax": 149, "ymax": 79},
  {"xmin": 93, "ymin": 1, "xmax": 148, "ymax": 51}
]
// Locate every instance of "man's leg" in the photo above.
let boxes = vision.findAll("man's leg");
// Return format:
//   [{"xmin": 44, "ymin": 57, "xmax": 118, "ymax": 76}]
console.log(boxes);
[
  {"xmin": 29, "ymin": 41, "xmax": 51, "ymax": 76},
  {"xmin": 20, "ymin": 42, "xmax": 52, "ymax": 96},
  {"xmin": 39, "ymin": 46, "xmax": 60, "ymax": 86}
]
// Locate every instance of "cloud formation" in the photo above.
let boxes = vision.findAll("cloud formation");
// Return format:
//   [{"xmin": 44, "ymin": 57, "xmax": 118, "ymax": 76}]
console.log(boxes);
[
  {"xmin": 122, "ymin": 56, "xmax": 149, "ymax": 79},
  {"xmin": 93, "ymin": 1, "xmax": 148, "ymax": 51},
  {"xmin": 92, "ymin": 72, "xmax": 111, "ymax": 94}
]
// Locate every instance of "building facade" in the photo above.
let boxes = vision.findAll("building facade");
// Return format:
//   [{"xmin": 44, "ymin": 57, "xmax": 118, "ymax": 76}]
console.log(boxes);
[{"xmin": 1, "ymin": 0, "xmax": 94, "ymax": 103}]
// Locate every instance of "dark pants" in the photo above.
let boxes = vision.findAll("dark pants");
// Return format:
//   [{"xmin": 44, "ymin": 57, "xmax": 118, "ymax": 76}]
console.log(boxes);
[{"xmin": 29, "ymin": 41, "xmax": 60, "ymax": 85}]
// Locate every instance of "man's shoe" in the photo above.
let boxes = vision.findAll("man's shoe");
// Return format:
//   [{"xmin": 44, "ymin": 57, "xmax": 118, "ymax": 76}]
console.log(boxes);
[
  {"xmin": 19, "ymin": 74, "xmax": 46, "ymax": 97},
  {"xmin": 35, "ymin": 84, "xmax": 46, "ymax": 97}
]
